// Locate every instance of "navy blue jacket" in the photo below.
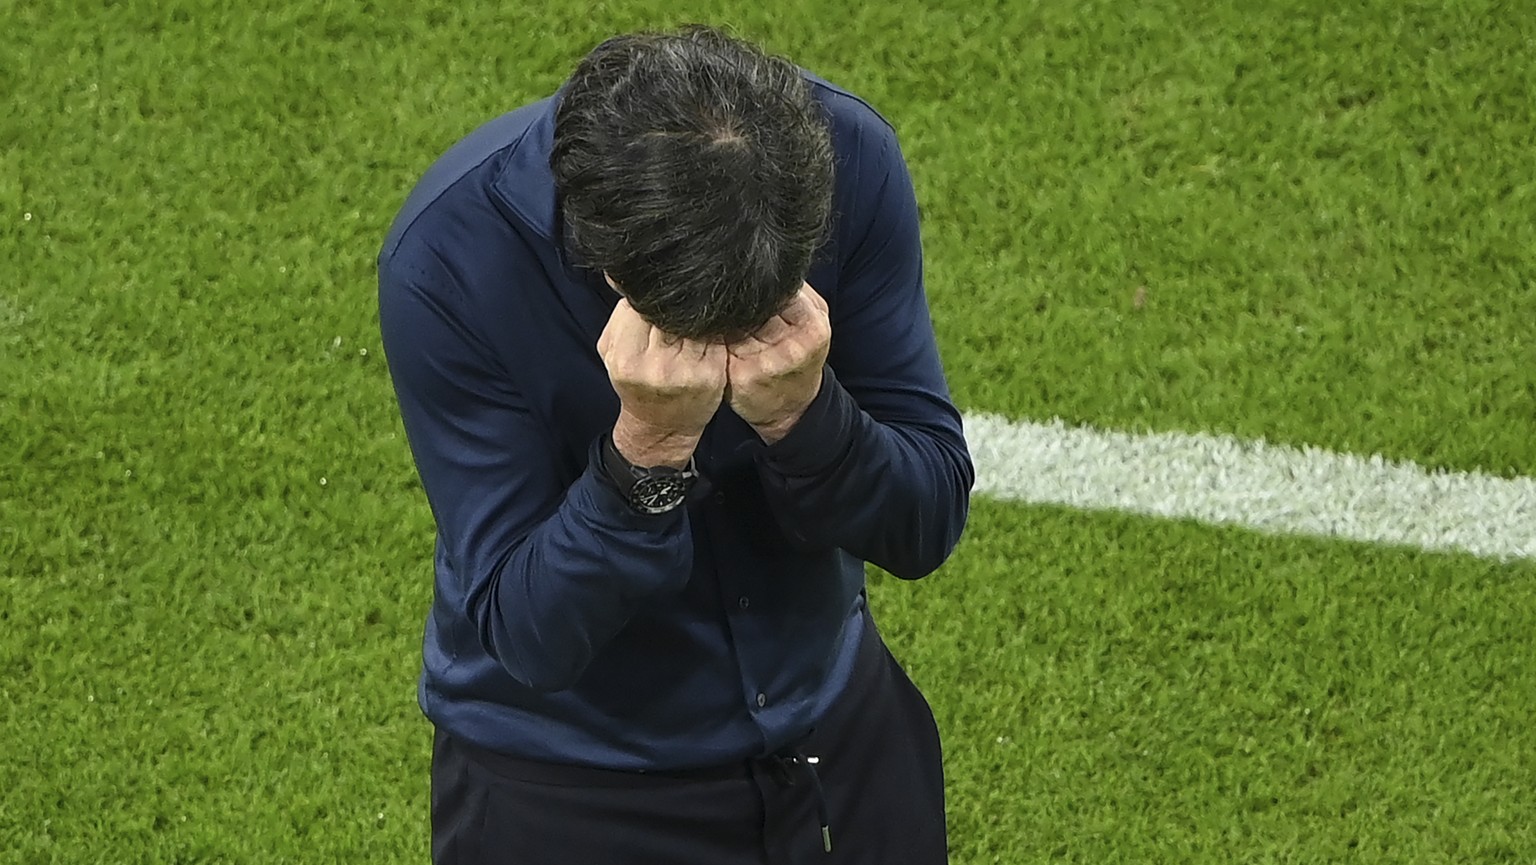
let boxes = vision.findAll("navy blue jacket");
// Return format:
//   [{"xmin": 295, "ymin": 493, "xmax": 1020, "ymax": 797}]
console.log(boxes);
[{"xmin": 378, "ymin": 73, "xmax": 972, "ymax": 771}]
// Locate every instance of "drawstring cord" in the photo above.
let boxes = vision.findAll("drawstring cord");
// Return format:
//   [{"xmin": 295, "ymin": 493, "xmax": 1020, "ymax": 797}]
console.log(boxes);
[{"xmin": 768, "ymin": 748, "xmax": 832, "ymax": 853}]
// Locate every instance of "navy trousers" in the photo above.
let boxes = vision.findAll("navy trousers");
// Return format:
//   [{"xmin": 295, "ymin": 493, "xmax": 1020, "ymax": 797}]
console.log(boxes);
[{"xmin": 430, "ymin": 619, "xmax": 948, "ymax": 864}]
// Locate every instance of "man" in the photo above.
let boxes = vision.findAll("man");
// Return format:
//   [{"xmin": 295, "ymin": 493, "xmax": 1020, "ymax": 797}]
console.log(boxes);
[{"xmin": 378, "ymin": 24, "xmax": 973, "ymax": 865}]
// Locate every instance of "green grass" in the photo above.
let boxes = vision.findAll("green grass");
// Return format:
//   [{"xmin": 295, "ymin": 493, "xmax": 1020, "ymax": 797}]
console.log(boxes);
[
  {"xmin": 883, "ymin": 504, "xmax": 1536, "ymax": 863},
  {"xmin": 4, "ymin": 0, "xmax": 1534, "ymax": 861}
]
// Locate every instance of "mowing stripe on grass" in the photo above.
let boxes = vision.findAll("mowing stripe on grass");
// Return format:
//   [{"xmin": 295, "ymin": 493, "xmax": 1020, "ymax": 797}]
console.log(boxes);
[{"xmin": 964, "ymin": 413, "xmax": 1536, "ymax": 561}]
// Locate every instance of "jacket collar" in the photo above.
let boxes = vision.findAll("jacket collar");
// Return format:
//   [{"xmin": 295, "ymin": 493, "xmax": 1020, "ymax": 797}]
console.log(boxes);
[
  {"xmin": 488, "ymin": 86, "xmax": 613, "ymax": 296},
  {"xmin": 490, "ymin": 90, "xmax": 562, "ymax": 243}
]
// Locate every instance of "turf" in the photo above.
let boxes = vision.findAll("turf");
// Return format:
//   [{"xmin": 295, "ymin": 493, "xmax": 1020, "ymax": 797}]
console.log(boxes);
[{"xmin": 3, "ymin": 0, "xmax": 1534, "ymax": 861}]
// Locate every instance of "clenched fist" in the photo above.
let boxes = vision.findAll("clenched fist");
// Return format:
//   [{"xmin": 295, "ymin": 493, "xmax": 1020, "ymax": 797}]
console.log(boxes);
[
  {"xmin": 726, "ymin": 283, "xmax": 832, "ymax": 444},
  {"xmin": 598, "ymin": 299, "xmax": 728, "ymax": 469}
]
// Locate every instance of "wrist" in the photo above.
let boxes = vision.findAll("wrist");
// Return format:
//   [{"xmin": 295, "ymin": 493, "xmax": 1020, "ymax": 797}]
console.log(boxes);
[
  {"xmin": 751, "ymin": 408, "xmax": 808, "ymax": 445},
  {"xmin": 750, "ymin": 375, "xmax": 824, "ymax": 445},
  {"xmin": 612, "ymin": 413, "xmax": 700, "ymax": 469},
  {"xmin": 598, "ymin": 433, "xmax": 699, "ymax": 515}
]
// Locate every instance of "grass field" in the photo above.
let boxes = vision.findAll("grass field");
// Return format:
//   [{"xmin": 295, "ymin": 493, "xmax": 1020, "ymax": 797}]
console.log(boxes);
[{"xmin": 4, "ymin": 0, "xmax": 1534, "ymax": 861}]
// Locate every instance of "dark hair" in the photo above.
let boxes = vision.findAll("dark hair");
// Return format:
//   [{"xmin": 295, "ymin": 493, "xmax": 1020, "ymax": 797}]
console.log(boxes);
[{"xmin": 551, "ymin": 25, "xmax": 834, "ymax": 340}]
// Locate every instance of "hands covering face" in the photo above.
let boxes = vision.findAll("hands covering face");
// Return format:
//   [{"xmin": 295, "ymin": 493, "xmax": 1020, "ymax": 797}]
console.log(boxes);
[
  {"xmin": 721, "ymin": 283, "xmax": 831, "ymax": 443},
  {"xmin": 597, "ymin": 283, "xmax": 830, "ymax": 467}
]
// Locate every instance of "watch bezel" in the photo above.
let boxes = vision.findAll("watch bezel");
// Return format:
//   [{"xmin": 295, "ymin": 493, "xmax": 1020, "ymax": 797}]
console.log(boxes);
[{"xmin": 628, "ymin": 474, "xmax": 693, "ymax": 514}]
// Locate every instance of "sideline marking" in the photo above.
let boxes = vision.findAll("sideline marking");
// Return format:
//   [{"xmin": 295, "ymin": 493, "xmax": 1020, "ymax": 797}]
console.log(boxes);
[{"xmin": 964, "ymin": 414, "xmax": 1536, "ymax": 562}]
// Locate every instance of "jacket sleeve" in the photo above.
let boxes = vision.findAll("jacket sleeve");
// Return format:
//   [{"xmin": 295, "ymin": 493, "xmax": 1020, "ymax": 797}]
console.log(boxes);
[
  {"xmin": 754, "ymin": 116, "xmax": 974, "ymax": 580},
  {"xmin": 378, "ymin": 260, "xmax": 693, "ymax": 692}
]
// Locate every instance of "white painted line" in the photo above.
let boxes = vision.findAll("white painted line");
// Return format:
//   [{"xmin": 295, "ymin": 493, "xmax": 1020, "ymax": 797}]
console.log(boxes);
[{"xmin": 964, "ymin": 413, "xmax": 1536, "ymax": 561}]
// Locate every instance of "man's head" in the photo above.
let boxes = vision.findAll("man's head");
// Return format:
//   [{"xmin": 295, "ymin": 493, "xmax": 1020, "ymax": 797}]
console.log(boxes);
[{"xmin": 551, "ymin": 25, "xmax": 834, "ymax": 341}]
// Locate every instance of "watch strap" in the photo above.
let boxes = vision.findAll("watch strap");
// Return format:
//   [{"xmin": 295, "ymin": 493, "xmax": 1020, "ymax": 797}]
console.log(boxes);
[{"xmin": 598, "ymin": 433, "xmax": 698, "ymax": 511}]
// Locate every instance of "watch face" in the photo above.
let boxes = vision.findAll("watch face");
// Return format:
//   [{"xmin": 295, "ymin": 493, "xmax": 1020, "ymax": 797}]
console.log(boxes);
[{"xmin": 631, "ymin": 475, "xmax": 691, "ymax": 514}]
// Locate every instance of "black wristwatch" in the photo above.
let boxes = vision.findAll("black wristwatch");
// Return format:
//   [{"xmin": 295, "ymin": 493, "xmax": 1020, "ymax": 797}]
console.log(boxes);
[{"xmin": 599, "ymin": 434, "xmax": 699, "ymax": 515}]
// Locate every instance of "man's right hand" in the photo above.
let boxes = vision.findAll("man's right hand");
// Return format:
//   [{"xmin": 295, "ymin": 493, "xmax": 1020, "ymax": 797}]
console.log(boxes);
[{"xmin": 598, "ymin": 299, "xmax": 728, "ymax": 469}]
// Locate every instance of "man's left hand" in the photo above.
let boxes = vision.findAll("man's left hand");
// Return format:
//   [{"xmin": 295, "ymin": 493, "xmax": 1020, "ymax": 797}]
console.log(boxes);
[{"xmin": 726, "ymin": 283, "xmax": 831, "ymax": 444}]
